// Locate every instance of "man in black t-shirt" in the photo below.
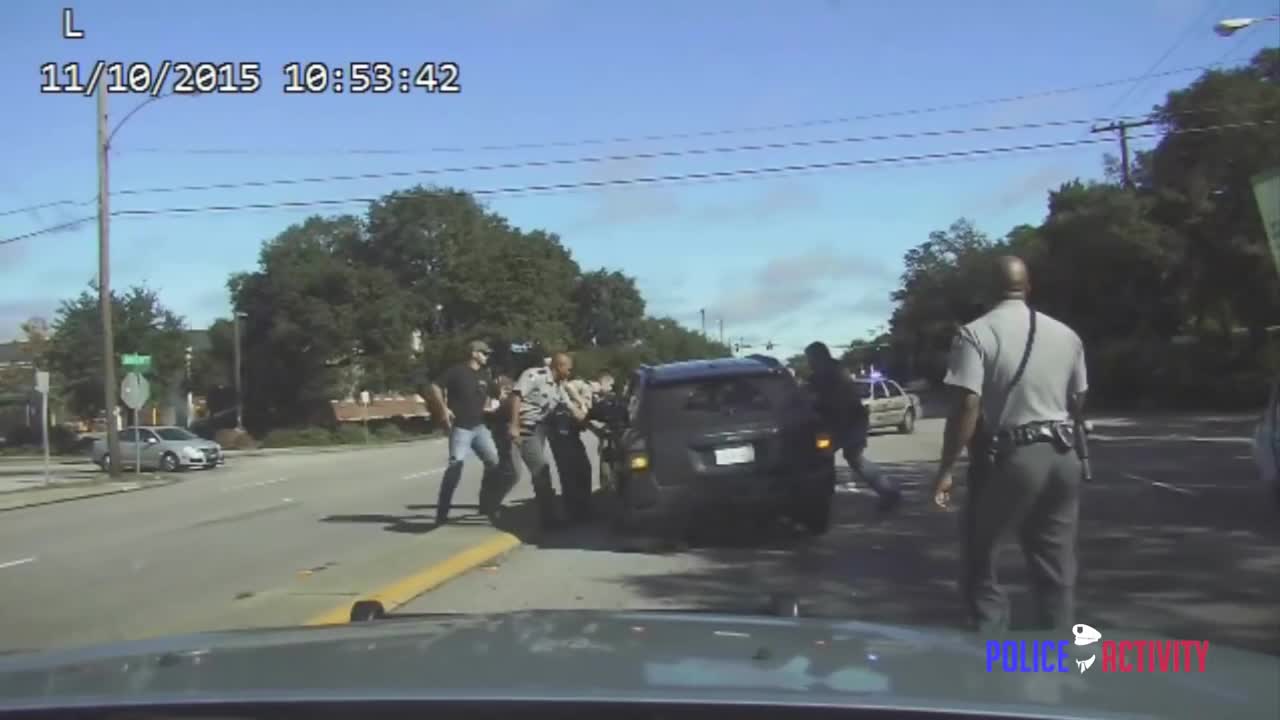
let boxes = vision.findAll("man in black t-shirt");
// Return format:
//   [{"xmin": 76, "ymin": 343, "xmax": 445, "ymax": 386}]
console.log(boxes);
[
  {"xmin": 427, "ymin": 340, "xmax": 501, "ymax": 525},
  {"xmin": 804, "ymin": 341, "xmax": 901, "ymax": 511}
]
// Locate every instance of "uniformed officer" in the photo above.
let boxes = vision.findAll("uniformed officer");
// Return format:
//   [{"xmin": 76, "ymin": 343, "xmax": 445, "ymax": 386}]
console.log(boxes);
[
  {"xmin": 932, "ymin": 255, "xmax": 1088, "ymax": 633},
  {"xmin": 509, "ymin": 352, "xmax": 589, "ymax": 529}
]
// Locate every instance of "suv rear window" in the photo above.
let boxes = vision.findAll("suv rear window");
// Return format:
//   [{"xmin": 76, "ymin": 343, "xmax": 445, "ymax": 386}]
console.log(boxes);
[{"xmin": 647, "ymin": 373, "xmax": 800, "ymax": 424}]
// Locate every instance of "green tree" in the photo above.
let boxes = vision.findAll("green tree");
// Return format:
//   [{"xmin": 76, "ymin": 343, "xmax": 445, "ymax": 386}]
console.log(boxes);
[
  {"xmin": 571, "ymin": 269, "xmax": 646, "ymax": 347},
  {"xmin": 1034, "ymin": 181, "xmax": 1185, "ymax": 341},
  {"xmin": 887, "ymin": 218, "xmax": 998, "ymax": 381},
  {"xmin": 230, "ymin": 216, "xmax": 415, "ymax": 429},
  {"xmin": 0, "ymin": 318, "xmax": 52, "ymax": 409},
  {"xmin": 355, "ymin": 186, "xmax": 581, "ymax": 352},
  {"xmin": 1139, "ymin": 48, "xmax": 1280, "ymax": 345},
  {"xmin": 43, "ymin": 285, "xmax": 187, "ymax": 420}
]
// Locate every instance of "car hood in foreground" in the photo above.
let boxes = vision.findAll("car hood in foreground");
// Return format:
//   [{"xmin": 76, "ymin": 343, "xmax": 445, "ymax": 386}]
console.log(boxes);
[{"xmin": 0, "ymin": 611, "xmax": 1274, "ymax": 719}]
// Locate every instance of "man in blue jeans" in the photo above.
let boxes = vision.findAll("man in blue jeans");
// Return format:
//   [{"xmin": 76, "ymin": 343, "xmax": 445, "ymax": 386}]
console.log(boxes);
[{"xmin": 427, "ymin": 340, "xmax": 501, "ymax": 525}]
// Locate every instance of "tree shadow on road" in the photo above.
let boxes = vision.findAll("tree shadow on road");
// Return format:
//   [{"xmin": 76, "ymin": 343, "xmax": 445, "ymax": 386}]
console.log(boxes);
[
  {"xmin": 320, "ymin": 510, "xmax": 446, "ymax": 534},
  {"xmin": 555, "ymin": 448, "xmax": 1280, "ymax": 656}
]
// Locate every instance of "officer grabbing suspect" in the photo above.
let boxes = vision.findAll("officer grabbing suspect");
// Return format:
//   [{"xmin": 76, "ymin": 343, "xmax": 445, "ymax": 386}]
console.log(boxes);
[
  {"xmin": 510, "ymin": 352, "xmax": 590, "ymax": 529},
  {"xmin": 932, "ymin": 255, "xmax": 1089, "ymax": 633}
]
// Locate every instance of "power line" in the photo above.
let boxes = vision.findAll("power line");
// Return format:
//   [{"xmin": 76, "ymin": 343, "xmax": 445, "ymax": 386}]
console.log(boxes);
[
  {"xmin": 1103, "ymin": 0, "xmax": 1231, "ymax": 115},
  {"xmin": 113, "ymin": 62, "xmax": 1237, "ymax": 158},
  {"xmin": 90, "ymin": 121, "xmax": 1280, "ymax": 216},
  {"xmin": 4, "ymin": 102, "xmax": 1270, "ymax": 217},
  {"xmin": 0, "ymin": 200, "xmax": 84, "ymax": 219},
  {"xmin": 1, "ymin": 119, "xmax": 1270, "ymax": 246},
  {"xmin": 0, "ymin": 217, "xmax": 95, "ymax": 246}
]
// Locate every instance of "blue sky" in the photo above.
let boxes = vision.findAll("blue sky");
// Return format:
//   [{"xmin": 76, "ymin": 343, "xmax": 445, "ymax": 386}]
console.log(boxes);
[{"xmin": 1, "ymin": 0, "xmax": 1274, "ymax": 358}]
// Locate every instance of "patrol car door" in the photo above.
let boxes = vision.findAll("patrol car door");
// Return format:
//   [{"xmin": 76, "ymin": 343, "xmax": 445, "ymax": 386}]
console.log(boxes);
[
  {"xmin": 884, "ymin": 380, "xmax": 909, "ymax": 424},
  {"xmin": 871, "ymin": 382, "xmax": 891, "ymax": 427}
]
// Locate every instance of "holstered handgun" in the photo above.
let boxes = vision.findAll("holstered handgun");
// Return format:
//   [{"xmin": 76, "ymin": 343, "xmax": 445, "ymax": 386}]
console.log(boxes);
[{"xmin": 1072, "ymin": 418, "xmax": 1093, "ymax": 483}]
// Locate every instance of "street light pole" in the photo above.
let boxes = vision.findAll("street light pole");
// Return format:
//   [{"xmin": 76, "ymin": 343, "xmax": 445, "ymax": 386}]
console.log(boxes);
[
  {"xmin": 1214, "ymin": 16, "xmax": 1279, "ymax": 36},
  {"xmin": 233, "ymin": 312, "xmax": 245, "ymax": 430},
  {"xmin": 96, "ymin": 82, "xmax": 121, "ymax": 477}
]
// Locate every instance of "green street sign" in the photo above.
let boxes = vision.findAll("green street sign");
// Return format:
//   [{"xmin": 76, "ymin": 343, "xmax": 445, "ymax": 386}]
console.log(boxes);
[
  {"xmin": 1251, "ymin": 167, "xmax": 1280, "ymax": 280},
  {"xmin": 121, "ymin": 353, "xmax": 152, "ymax": 368}
]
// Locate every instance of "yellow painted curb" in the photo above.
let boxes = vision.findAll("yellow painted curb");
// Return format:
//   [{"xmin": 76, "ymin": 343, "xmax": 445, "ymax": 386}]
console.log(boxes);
[{"xmin": 305, "ymin": 531, "xmax": 523, "ymax": 626}]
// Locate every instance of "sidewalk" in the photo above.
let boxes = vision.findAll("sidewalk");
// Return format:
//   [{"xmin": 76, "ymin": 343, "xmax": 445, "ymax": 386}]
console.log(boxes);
[
  {"xmin": 0, "ymin": 473, "xmax": 175, "ymax": 512},
  {"xmin": 0, "ymin": 435, "xmax": 441, "ymax": 466}
]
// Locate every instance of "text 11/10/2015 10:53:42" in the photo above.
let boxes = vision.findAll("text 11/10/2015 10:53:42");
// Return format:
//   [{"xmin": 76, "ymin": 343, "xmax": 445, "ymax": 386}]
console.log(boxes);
[{"xmin": 38, "ymin": 61, "xmax": 461, "ymax": 96}]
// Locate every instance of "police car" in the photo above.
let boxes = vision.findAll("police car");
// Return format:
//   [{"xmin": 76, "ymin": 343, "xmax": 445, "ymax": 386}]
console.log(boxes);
[{"xmin": 852, "ymin": 371, "xmax": 919, "ymax": 434}]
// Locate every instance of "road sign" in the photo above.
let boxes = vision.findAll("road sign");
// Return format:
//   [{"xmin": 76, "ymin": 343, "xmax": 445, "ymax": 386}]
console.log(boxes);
[
  {"xmin": 121, "ymin": 353, "xmax": 152, "ymax": 369},
  {"xmin": 34, "ymin": 370, "xmax": 50, "ymax": 394},
  {"xmin": 1251, "ymin": 168, "xmax": 1280, "ymax": 279},
  {"xmin": 120, "ymin": 372, "xmax": 150, "ymax": 410}
]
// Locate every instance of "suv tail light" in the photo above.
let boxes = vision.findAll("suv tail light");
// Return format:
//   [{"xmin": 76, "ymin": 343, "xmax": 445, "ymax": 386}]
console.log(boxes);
[
  {"xmin": 815, "ymin": 433, "xmax": 833, "ymax": 451},
  {"xmin": 629, "ymin": 453, "xmax": 650, "ymax": 471}
]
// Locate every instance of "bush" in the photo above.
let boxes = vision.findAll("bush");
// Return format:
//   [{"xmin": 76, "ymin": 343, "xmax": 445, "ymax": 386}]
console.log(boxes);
[
  {"xmin": 373, "ymin": 423, "xmax": 404, "ymax": 442},
  {"xmin": 334, "ymin": 423, "xmax": 368, "ymax": 444},
  {"xmin": 261, "ymin": 427, "xmax": 335, "ymax": 448},
  {"xmin": 215, "ymin": 428, "xmax": 257, "ymax": 450}
]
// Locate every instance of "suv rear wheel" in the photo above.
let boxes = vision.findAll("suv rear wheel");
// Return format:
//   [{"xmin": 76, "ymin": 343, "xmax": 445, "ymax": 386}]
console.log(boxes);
[{"xmin": 795, "ymin": 486, "xmax": 834, "ymax": 536}]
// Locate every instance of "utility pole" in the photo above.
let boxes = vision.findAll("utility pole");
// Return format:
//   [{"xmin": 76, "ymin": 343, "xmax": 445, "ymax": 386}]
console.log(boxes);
[
  {"xmin": 97, "ymin": 82, "xmax": 121, "ymax": 477},
  {"xmin": 700, "ymin": 308, "xmax": 706, "ymax": 337},
  {"xmin": 1091, "ymin": 118, "xmax": 1154, "ymax": 188},
  {"xmin": 718, "ymin": 317, "xmax": 724, "ymax": 345},
  {"xmin": 233, "ymin": 312, "xmax": 245, "ymax": 430}
]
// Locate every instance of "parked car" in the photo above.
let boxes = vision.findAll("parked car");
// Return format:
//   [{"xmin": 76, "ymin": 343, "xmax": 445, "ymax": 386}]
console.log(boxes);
[
  {"xmin": 604, "ymin": 355, "xmax": 836, "ymax": 537},
  {"xmin": 91, "ymin": 426, "xmax": 223, "ymax": 472},
  {"xmin": 852, "ymin": 372, "xmax": 920, "ymax": 434}
]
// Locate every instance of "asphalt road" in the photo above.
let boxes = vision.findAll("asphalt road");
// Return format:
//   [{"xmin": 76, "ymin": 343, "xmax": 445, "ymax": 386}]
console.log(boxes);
[
  {"xmin": 0, "ymin": 437, "xmax": 521, "ymax": 652},
  {"xmin": 403, "ymin": 414, "xmax": 1280, "ymax": 657}
]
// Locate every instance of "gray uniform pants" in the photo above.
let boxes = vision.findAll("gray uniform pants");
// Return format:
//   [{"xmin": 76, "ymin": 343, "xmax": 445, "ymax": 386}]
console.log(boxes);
[
  {"xmin": 962, "ymin": 442, "xmax": 1081, "ymax": 633},
  {"xmin": 516, "ymin": 425, "xmax": 560, "ymax": 523}
]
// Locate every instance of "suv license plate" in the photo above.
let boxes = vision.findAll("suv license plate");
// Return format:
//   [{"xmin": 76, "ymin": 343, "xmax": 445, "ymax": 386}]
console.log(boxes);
[{"xmin": 714, "ymin": 445, "xmax": 755, "ymax": 465}]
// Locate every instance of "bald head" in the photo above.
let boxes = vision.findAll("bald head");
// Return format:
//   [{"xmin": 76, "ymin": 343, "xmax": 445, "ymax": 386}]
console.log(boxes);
[
  {"xmin": 550, "ymin": 352, "xmax": 574, "ymax": 381},
  {"xmin": 994, "ymin": 255, "xmax": 1030, "ymax": 299}
]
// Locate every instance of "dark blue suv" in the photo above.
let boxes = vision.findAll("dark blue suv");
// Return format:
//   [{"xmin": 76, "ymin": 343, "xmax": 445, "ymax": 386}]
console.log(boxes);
[{"xmin": 601, "ymin": 356, "xmax": 837, "ymax": 537}]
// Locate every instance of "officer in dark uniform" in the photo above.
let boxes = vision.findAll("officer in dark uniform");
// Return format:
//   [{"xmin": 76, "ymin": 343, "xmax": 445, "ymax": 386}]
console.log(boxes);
[
  {"xmin": 548, "ymin": 373, "xmax": 594, "ymax": 525},
  {"xmin": 932, "ymin": 255, "xmax": 1089, "ymax": 633}
]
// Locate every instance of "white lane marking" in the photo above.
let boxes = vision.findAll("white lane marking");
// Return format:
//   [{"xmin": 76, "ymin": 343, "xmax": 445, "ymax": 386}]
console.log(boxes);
[
  {"xmin": 1126, "ymin": 472, "xmax": 1198, "ymax": 496},
  {"xmin": 1092, "ymin": 433, "xmax": 1250, "ymax": 444},
  {"xmin": 0, "ymin": 557, "xmax": 36, "ymax": 570},
  {"xmin": 1151, "ymin": 481, "xmax": 1197, "ymax": 496},
  {"xmin": 221, "ymin": 476, "xmax": 291, "ymax": 492},
  {"xmin": 401, "ymin": 465, "xmax": 449, "ymax": 480}
]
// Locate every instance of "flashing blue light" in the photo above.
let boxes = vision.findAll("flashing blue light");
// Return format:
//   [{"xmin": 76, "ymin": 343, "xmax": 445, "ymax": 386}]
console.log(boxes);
[{"xmin": 869, "ymin": 371, "xmax": 884, "ymax": 380}]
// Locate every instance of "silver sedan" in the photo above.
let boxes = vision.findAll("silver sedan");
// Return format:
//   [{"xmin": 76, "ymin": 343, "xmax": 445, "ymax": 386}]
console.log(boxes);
[{"xmin": 91, "ymin": 426, "xmax": 224, "ymax": 472}]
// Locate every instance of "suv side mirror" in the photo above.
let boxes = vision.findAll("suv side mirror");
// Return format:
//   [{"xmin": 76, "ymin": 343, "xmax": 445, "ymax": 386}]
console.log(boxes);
[{"xmin": 146, "ymin": 436, "xmax": 159, "ymax": 444}]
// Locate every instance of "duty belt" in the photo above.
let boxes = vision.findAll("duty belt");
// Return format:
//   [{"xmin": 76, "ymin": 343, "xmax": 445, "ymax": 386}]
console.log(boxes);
[{"xmin": 993, "ymin": 421, "xmax": 1075, "ymax": 454}]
